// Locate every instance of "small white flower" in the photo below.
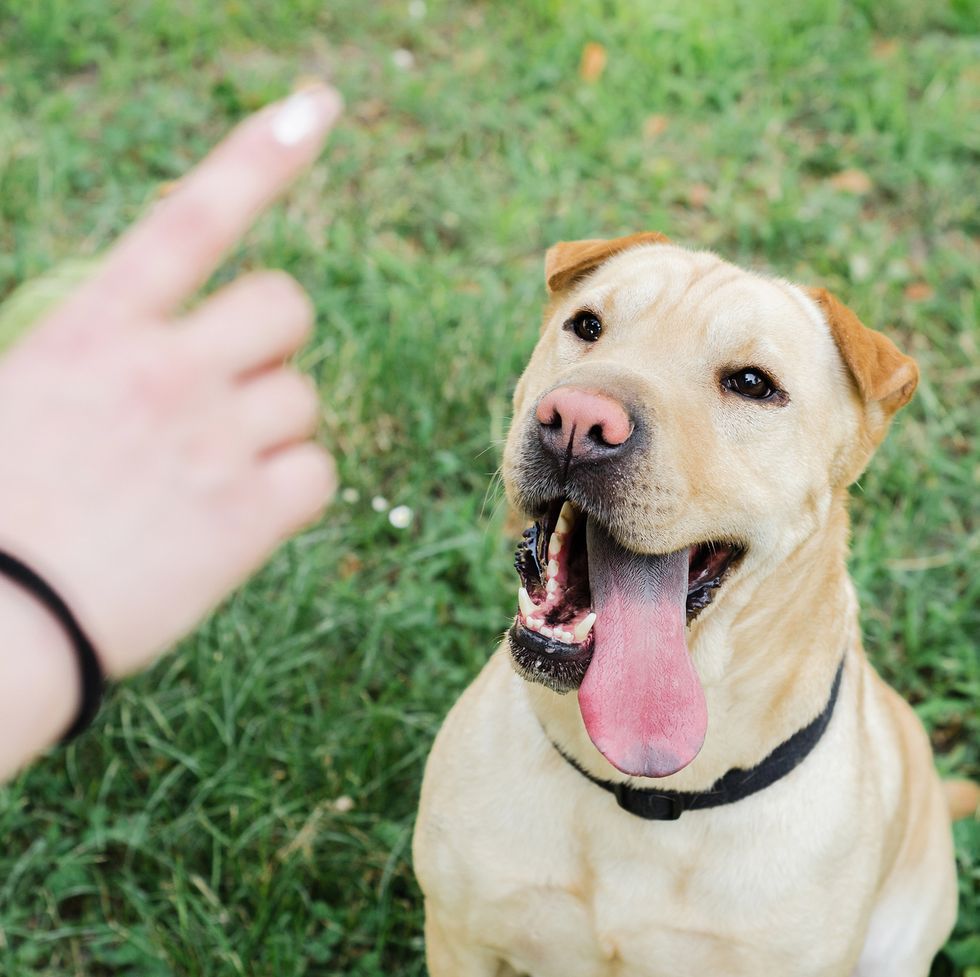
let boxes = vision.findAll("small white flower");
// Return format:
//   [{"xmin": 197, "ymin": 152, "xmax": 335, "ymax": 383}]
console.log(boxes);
[
  {"xmin": 388, "ymin": 505, "xmax": 414, "ymax": 529},
  {"xmin": 341, "ymin": 487, "xmax": 360, "ymax": 504},
  {"xmin": 392, "ymin": 48, "xmax": 415, "ymax": 70},
  {"xmin": 371, "ymin": 495, "xmax": 390, "ymax": 513},
  {"xmin": 331, "ymin": 795, "xmax": 355, "ymax": 813}
]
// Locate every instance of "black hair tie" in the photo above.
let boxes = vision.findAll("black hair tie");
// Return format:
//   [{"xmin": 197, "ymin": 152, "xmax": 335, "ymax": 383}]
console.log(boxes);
[{"xmin": 0, "ymin": 550, "xmax": 104, "ymax": 741}]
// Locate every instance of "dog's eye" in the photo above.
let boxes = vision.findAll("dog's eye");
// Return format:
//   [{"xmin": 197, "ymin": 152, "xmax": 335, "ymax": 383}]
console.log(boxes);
[
  {"xmin": 565, "ymin": 310, "xmax": 603, "ymax": 343},
  {"xmin": 722, "ymin": 368, "xmax": 777, "ymax": 401}
]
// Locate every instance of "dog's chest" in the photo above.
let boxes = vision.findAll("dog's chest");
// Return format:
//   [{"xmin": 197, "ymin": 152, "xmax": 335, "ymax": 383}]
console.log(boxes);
[
  {"xmin": 475, "ymin": 819, "xmax": 813, "ymax": 977},
  {"xmin": 482, "ymin": 854, "xmax": 748, "ymax": 977},
  {"xmin": 442, "ymin": 756, "xmax": 875, "ymax": 977}
]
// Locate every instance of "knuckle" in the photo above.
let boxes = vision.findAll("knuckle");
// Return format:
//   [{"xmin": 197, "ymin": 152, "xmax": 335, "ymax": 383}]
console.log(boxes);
[
  {"xmin": 256, "ymin": 270, "xmax": 314, "ymax": 329},
  {"xmin": 299, "ymin": 448, "xmax": 337, "ymax": 516},
  {"xmin": 286, "ymin": 370, "xmax": 320, "ymax": 413},
  {"xmin": 297, "ymin": 398, "xmax": 321, "ymax": 433},
  {"xmin": 165, "ymin": 189, "xmax": 238, "ymax": 253},
  {"xmin": 255, "ymin": 369, "xmax": 320, "ymax": 433}
]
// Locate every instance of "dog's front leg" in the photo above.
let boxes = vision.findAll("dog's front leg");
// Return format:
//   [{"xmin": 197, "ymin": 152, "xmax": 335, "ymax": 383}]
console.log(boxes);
[{"xmin": 424, "ymin": 903, "xmax": 515, "ymax": 977}]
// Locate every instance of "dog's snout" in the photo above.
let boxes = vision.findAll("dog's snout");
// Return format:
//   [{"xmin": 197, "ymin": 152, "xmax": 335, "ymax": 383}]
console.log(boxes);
[{"xmin": 535, "ymin": 387, "xmax": 634, "ymax": 461}]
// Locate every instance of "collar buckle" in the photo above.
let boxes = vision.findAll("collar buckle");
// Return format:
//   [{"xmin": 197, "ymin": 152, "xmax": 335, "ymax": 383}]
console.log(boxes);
[{"xmin": 613, "ymin": 782, "xmax": 685, "ymax": 820}]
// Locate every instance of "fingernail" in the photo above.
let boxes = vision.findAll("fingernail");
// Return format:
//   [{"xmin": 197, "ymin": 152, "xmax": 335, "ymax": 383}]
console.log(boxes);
[{"xmin": 271, "ymin": 85, "xmax": 342, "ymax": 147}]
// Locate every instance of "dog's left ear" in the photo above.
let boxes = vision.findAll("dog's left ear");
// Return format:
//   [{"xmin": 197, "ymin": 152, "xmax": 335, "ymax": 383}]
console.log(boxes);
[
  {"xmin": 806, "ymin": 287, "xmax": 918, "ymax": 415},
  {"xmin": 545, "ymin": 232, "xmax": 670, "ymax": 295},
  {"xmin": 807, "ymin": 286, "xmax": 918, "ymax": 480}
]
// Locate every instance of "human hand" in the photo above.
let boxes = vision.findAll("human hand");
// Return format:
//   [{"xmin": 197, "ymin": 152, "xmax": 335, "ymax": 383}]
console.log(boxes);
[{"xmin": 0, "ymin": 85, "xmax": 342, "ymax": 678}]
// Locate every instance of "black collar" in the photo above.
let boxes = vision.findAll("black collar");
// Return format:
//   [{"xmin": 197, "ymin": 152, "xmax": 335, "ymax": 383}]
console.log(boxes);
[{"xmin": 549, "ymin": 658, "xmax": 845, "ymax": 821}]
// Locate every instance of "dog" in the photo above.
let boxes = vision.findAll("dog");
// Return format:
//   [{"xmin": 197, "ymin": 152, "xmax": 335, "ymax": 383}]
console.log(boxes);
[{"xmin": 412, "ymin": 233, "xmax": 977, "ymax": 977}]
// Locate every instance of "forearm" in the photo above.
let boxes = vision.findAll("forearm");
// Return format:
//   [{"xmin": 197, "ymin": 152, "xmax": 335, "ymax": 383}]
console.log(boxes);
[{"xmin": 0, "ymin": 574, "xmax": 80, "ymax": 781}]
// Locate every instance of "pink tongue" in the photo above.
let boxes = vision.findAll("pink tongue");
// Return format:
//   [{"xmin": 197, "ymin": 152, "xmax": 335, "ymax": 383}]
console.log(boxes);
[{"xmin": 578, "ymin": 520, "xmax": 707, "ymax": 778}]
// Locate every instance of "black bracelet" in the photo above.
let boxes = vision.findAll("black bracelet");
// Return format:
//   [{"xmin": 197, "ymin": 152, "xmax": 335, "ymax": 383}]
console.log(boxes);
[{"xmin": 0, "ymin": 550, "xmax": 104, "ymax": 742}]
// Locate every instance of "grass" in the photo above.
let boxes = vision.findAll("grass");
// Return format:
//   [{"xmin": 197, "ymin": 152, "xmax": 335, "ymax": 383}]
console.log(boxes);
[{"xmin": 0, "ymin": 0, "xmax": 977, "ymax": 973}]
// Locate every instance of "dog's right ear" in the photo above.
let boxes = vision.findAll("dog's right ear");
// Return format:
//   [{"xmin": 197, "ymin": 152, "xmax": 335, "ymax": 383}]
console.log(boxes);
[{"xmin": 545, "ymin": 232, "xmax": 670, "ymax": 295}]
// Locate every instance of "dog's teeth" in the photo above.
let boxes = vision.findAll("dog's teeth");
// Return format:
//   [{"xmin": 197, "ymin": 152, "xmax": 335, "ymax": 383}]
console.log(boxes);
[
  {"xmin": 546, "ymin": 578, "xmax": 558, "ymax": 595},
  {"xmin": 526, "ymin": 616, "xmax": 542, "ymax": 631},
  {"xmin": 539, "ymin": 625, "xmax": 554, "ymax": 638},
  {"xmin": 518, "ymin": 587, "xmax": 537, "ymax": 619},
  {"xmin": 556, "ymin": 501, "xmax": 575, "ymax": 534},
  {"xmin": 546, "ymin": 559, "xmax": 560, "ymax": 579},
  {"xmin": 548, "ymin": 534, "xmax": 562, "ymax": 558},
  {"xmin": 572, "ymin": 612, "xmax": 597, "ymax": 643}
]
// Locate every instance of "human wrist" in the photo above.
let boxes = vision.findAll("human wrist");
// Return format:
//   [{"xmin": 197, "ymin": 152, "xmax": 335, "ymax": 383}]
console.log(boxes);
[{"xmin": 0, "ymin": 571, "xmax": 81, "ymax": 778}]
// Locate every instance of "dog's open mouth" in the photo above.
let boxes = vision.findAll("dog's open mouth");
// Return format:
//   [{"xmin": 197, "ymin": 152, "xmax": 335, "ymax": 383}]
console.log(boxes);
[{"xmin": 509, "ymin": 500, "xmax": 743, "ymax": 778}]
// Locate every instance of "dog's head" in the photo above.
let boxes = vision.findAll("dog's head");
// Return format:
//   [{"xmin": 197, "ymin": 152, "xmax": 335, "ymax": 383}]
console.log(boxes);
[{"xmin": 502, "ymin": 233, "xmax": 917, "ymax": 779}]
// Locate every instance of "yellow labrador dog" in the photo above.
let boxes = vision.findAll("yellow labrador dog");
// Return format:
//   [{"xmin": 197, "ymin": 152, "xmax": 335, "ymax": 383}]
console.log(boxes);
[{"xmin": 413, "ymin": 233, "xmax": 977, "ymax": 977}]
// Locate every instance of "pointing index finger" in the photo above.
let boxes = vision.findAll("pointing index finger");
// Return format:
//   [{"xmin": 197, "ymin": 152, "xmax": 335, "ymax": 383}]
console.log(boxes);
[{"xmin": 89, "ymin": 85, "xmax": 342, "ymax": 321}]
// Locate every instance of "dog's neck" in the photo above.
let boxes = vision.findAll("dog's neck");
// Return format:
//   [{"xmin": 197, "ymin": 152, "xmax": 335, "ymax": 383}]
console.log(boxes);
[{"xmin": 524, "ymin": 493, "xmax": 860, "ymax": 792}]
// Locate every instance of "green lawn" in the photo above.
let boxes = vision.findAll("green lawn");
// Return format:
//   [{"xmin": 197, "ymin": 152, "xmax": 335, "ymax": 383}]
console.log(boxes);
[{"xmin": 0, "ymin": 0, "xmax": 977, "ymax": 974}]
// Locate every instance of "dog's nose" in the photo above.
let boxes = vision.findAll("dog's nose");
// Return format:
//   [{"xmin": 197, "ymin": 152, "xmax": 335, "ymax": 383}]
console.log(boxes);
[{"xmin": 536, "ymin": 387, "xmax": 634, "ymax": 461}]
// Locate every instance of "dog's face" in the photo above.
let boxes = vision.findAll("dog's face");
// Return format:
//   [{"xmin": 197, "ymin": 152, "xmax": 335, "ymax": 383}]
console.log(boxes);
[{"xmin": 502, "ymin": 235, "xmax": 917, "ymax": 779}]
